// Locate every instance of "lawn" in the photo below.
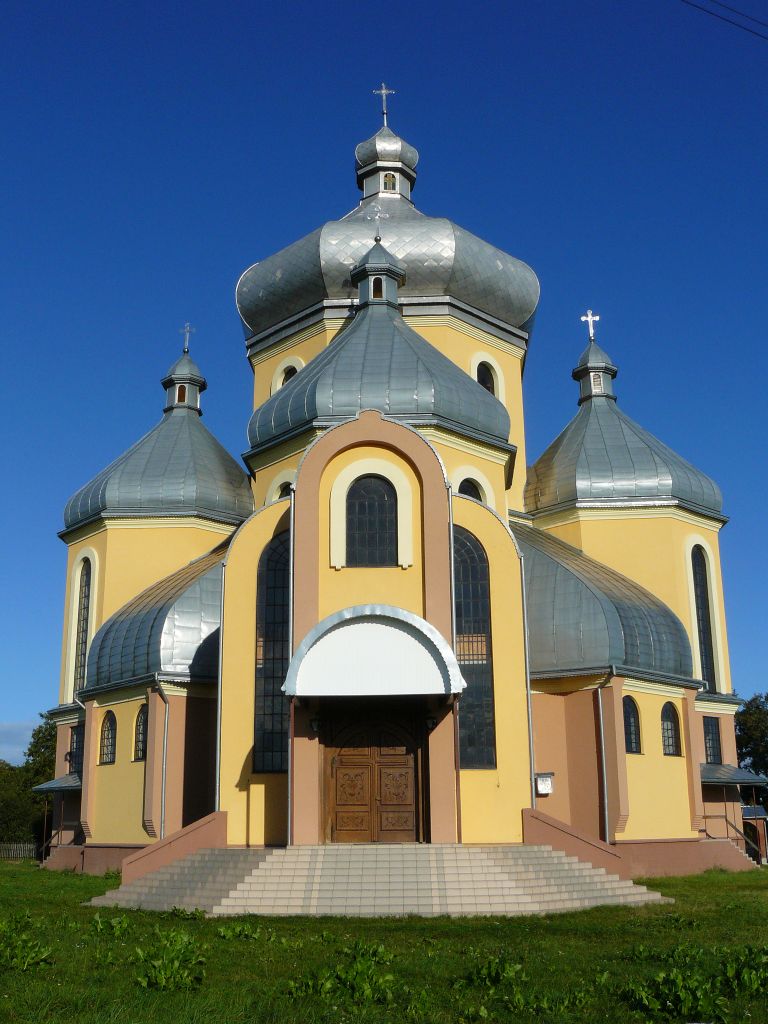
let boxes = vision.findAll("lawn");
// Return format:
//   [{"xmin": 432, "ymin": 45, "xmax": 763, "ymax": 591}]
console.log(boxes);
[{"xmin": 1, "ymin": 861, "xmax": 767, "ymax": 1023}]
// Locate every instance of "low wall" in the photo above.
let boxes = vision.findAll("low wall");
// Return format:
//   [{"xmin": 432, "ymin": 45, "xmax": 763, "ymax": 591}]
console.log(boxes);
[
  {"xmin": 43, "ymin": 844, "xmax": 144, "ymax": 875},
  {"xmin": 522, "ymin": 808, "xmax": 756, "ymax": 878},
  {"xmin": 121, "ymin": 811, "xmax": 227, "ymax": 884}
]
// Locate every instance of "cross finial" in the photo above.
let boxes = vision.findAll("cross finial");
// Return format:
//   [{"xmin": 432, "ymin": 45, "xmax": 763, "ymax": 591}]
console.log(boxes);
[
  {"xmin": 365, "ymin": 202, "xmax": 389, "ymax": 242},
  {"xmin": 580, "ymin": 309, "xmax": 600, "ymax": 341},
  {"xmin": 179, "ymin": 322, "xmax": 195, "ymax": 354},
  {"xmin": 373, "ymin": 82, "xmax": 395, "ymax": 127}
]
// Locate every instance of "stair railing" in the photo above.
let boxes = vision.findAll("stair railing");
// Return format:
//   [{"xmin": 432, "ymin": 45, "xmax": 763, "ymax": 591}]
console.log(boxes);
[{"xmin": 703, "ymin": 813, "xmax": 762, "ymax": 862}]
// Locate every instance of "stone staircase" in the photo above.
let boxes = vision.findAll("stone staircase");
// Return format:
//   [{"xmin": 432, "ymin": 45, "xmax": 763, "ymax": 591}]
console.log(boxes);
[{"xmin": 91, "ymin": 844, "xmax": 667, "ymax": 916}]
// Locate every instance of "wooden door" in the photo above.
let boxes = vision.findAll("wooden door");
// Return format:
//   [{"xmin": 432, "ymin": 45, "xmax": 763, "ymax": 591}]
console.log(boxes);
[{"xmin": 327, "ymin": 721, "xmax": 418, "ymax": 843}]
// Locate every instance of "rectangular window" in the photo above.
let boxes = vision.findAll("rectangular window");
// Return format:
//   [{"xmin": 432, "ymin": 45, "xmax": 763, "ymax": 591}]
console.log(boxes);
[
  {"xmin": 703, "ymin": 716, "xmax": 722, "ymax": 765},
  {"xmin": 69, "ymin": 724, "xmax": 84, "ymax": 776}
]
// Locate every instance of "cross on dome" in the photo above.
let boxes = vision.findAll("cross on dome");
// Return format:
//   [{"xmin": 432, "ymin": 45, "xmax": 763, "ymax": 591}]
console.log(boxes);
[
  {"xmin": 373, "ymin": 82, "xmax": 396, "ymax": 127},
  {"xmin": 580, "ymin": 309, "xmax": 600, "ymax": 341},
  {"xmin": 179, "ymin": 321, "xmax": 196, "ymax": 354}
]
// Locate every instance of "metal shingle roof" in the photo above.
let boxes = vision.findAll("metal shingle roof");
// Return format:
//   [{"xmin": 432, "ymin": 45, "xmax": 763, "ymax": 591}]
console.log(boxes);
[
  {"xmin": 511, "ymin": 523, "xmax": 694, "ymax": 680},
  {"xmin": 700, "ymin": 763, "xmax": 768, "ymax": 786}
]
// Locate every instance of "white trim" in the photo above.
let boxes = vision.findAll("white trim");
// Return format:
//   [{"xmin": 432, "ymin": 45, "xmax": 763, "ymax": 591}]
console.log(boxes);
[
  {"xmin": 329, "ymin": 459, "xmax": 413, "ymax": 569},
  {"xmin": 63, "ymin": 548, "xmax": 99, "ymax": 704},
  {"xmin": 684, "ymin": 533, "xmax": 726, "ymax": 692},
  {"xmin": 284, "ymin": 605, "xmax": 466, "ymax": 697},
  {"xmin": 449, "ymin": 465, "xmax": 496, "ymax": 508},
  {"xmin": 270, "ymin": 356, "xmax": 306, "ymax": 395},
  {"xmin": 470, "ymin": 352, "xmax": 506, "ymax": 406},
  {"xmin": 265, "ymin": 470, "xmax": 296, "ymax": 504}
]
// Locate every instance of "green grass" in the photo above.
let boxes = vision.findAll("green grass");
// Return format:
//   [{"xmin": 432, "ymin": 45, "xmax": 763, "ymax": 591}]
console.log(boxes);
[{"xmin": 1, "ymin": 860, "xmax": 768, "ymax": 1022}]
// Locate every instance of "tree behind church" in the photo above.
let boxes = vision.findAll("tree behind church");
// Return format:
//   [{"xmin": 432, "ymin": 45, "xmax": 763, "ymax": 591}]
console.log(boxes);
[
  {"xmin": 0, "ymin": 714, "xmax": 55, "ymax": 848},
  {"xmin": 736, "ymin": 695, "xmax": 768, "ymax": 798}
]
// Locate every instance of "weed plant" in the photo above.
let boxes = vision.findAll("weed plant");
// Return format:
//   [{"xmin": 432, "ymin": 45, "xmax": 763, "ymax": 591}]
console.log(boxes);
[{"xmin": 1, "ymin": 861, "xmax": 768, "ymax": 1023}]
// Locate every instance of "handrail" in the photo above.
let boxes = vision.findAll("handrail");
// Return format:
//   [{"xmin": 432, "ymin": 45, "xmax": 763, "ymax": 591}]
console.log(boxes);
[{"xmin": 704, "ymin": 812, "xmax": 762, "ymax": 861}]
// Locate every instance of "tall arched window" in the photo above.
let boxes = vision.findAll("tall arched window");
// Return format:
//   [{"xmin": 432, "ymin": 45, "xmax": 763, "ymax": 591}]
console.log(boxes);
[
  {"xmin": 100, "ymin": 711, "xmax": 116, "ymax": 765},
  {"xmin": 661, "ymin": 702, "xmax": 682, "ymax": 757},
  {"xmin": 476, "ymin": 362, "xmax": 496, "ymax": 396},
  {"xmin": 73, "ymin": 559, "xmax": 92, "ymax": 693},
  {"xmin": 692, "ymin": 546, "xmax": 716, "ymax": 690},
  {"xmin": 623, "ymin": 696, "xmax": 641, "ymax": 754},
  {"xmin": 346, "ymin": 475, "xmax": 397, "ymax": 567},
  {"xmin": 372, "ymin": 276, "xmax": 384, "ymax": 299},
  {"xmin": 134, "ymin": 704, "xmax": 148, "ymax": 761},
  {"xmin": 177, "ymin": 384, "xmax": 187, "ymax": 403},
  {"xmin": 454, "ymin": 527, "xmax": 496, "ymax": 768},
  {"xmin": 255, "ymin": 531, "xmax": 290, "ymax": 772}
]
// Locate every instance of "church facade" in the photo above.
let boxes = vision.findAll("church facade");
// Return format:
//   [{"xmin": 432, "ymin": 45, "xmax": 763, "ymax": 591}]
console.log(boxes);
[{"xmin": 38, "ymin": 117, "xmax": 757, "ymax": 878}]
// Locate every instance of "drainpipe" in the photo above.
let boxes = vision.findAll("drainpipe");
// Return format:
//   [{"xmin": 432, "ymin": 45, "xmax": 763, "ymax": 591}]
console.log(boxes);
[
  {"xmin": 287, "ymin": 485, "xmax": 295, "ymax": 845},
  {"xmin": 155, "ymin": 679, "xmax": 170, "ymax": 840},
  {"xmin": 595, "ymin": 667, "xmax": 616, "ymax": 844},
  {"xmin": 447, "ymin": 484, "xmax": 462, "ymax": 843}
]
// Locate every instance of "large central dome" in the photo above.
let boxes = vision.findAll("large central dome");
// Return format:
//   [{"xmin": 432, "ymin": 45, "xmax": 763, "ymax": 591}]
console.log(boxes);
[{"xmin": 236, "ymin": 125, "xmax": 540, "ymax": 342}]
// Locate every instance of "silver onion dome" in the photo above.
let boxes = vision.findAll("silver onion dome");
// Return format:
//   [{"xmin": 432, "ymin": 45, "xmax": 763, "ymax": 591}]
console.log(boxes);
[
  {"xmin": 63, "ymin": 350, "xmax": 254, "ymax": 533},
  {"xmin": 525, "ymin": 339, "xmax": 723, "ymax": 518},
  {"xmin": 236, "ymin": 126, "xmax": 540, "ymax": 342},
  {"xmin": 246, "ymin": 243, "xmax": 512, "ymax": 454}
]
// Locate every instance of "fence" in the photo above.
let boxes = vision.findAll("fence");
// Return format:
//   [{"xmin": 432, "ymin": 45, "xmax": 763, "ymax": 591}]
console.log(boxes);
[{"xmin": 0, "ymin": 842, "xmax": 37, "ymax": 860}]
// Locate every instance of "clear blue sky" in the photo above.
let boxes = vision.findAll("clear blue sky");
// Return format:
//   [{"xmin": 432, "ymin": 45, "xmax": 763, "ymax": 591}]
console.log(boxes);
[{"xmin": 2, "ymin": 0, "xmax": 766, "ymax": 762}]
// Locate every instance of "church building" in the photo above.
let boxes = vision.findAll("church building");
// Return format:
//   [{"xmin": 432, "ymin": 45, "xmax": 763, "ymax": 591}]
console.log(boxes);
[{"xmin": 37, "ymin": 108, "xmax": 761, "ymax": 881}]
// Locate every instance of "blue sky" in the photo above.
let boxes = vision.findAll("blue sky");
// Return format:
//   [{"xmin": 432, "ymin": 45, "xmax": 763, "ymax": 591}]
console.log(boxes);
[{"xmin": 2, "ymin": 0, "xmax": 766, "ymax": 763}]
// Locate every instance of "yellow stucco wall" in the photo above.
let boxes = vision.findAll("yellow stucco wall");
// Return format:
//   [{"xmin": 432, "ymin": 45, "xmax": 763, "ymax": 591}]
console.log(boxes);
[
  {"xmin": 59, "ymin": 519, "xmax": 234, "ymax": 704},
  {"xmin": 622, "ymin": 686, "xmax": 697, "ymax": 841},
  {"xmin": 88, "ymin": 693, "xmax": 149, "ymax": 845},
  {"xmin": 535, "ymin": 508, "xmax": 732, "ymax": 692},
  {"xmin": 218, "ymin": 503, "xmax": 290, "ymax": 847},
  {"xmin": 453, "ymin": 497, "xmax": 531, "ymax": 843},
  {"xmin": 249, "ymin": 321, "xmax": 344, "ymax": 411}
]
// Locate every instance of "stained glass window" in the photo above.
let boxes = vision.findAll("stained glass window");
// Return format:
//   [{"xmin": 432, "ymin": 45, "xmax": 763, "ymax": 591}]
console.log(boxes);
[
  {"xmin": 454, "ymin": 526, "xmax": 496, "ymax": 768},
  {"xmin": 73, "ymin": 559, "xmax": 91, "ymax": 693},
  {"xmin": 703, "ymin": 716, "xmax": 722, "ymax": 765},
  {"xmin": 254, "ymin": 531, "xmax": 290, "ymax": 772},
  {"xmin": 100, "ymin": 711, "xmax": 116, "ymax": 765},
  {"xmin": 623, "ymin": 696, "xmax": 641, "ymax": 754},
  {"xmin": 661, "ymin": 702, "xmax": 682, "ymax": 757},
  {"xmin": 346, "ymin": 476, "xmax": 397, "ymax": 567},
  {"xmin": 134, "ymin": 704, "xmax": 148, "ymax": 761},
  {"xmin": 692, "ymin": 546, "xmax": 716, "ymax": 690}
]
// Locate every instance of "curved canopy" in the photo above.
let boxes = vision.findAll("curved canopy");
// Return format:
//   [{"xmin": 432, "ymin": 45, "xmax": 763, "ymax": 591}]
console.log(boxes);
[
  {"xmin": 85, "ymin": 545, "xmax": 226, "ymax": 691},
  {"xmin": 512, "ymin": 524, "xmax": 694, "ymax": 681}
]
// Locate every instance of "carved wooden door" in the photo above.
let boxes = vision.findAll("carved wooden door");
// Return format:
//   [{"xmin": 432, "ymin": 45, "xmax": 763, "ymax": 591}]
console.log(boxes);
[{"xmin": 328, "ymin": 723, "xmax": 417, "ymax": 843}]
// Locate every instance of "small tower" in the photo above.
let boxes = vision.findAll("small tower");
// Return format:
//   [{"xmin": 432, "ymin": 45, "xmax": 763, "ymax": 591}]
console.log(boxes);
[
  {"xmin": 349, "ymin": 240, "xmax": 406, "ymax": 306},
  {"xmin": 572, "ymin": 339, "xmax": 618, "ymax": 405},
  {"xmin": 161, "ymin": 339, "xmax": 207, "ymax": 414}
]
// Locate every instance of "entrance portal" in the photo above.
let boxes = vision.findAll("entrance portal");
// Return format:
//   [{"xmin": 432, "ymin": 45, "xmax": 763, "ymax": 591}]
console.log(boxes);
[{"xmin": 324, "ymin": 705, "xmax": 423, "ymax": 843}]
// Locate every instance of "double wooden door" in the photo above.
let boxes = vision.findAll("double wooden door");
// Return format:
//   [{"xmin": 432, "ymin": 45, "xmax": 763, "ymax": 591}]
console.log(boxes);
[{"xmin": 325, "ymin": 716, "xmax": 421, "ymax": 843}]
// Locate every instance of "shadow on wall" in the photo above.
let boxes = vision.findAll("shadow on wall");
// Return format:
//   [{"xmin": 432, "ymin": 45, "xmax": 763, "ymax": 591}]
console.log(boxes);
[{"xmin": 182, "ymin": 696, "xmax": 217, "ymax": 827}]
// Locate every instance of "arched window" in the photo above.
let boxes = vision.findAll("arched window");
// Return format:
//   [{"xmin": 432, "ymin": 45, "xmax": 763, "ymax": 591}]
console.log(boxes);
[
  {"xmin": 453, "ymin": 527, "xmax": 496, "ymax": 768},
  {"xmin": 177, "ymin": 384, "xmax": 187, "ymax": 403},
  {"xmin": 255, "ymin": 531, "xmax": 290, "ymax": 772},
  {"xmin": 346, "ymin": 475, "xmax": 397, "ymax": 567},
  {"xmin": 692, "ymin": 546, "xmax": 716, "ymax": 690},
  {"xmin": 100, "ymin": 711, "xmax": 116, "ymax": 765},
  {"xmin": 382, "ymin": 172, "xmax": 397, "ymax": 191},
  {"xmin": 134, "ymin": 704, "xmax": 148, "ymax": 761},
  {"xmin": 73, "ymin": 559, "xmax": 92, "ymax": 693},
  {"xmin": 661, "ymin": 702, "xmax": 682, "ymax": 757},
  {"xmin": 623, "ymin": 696, "xmax": 641, "ymax": 754},
  {"xmin": 281, "ymin": 365, "xmax": 298, "ymax": 387},
  {"xmin": 277, "ymin": 482, "xmax": 292, "ymax": 500},
  {"xmin": 458, "ymin": 479, "xmax": 483, "ymax": 502},
  {"xmin": 372, "ymin": 276, "xmax": 384, "ymax": 299},
  {"xmin": 476, "ymin": 362, "xmax": 496, "ymax": 396}
]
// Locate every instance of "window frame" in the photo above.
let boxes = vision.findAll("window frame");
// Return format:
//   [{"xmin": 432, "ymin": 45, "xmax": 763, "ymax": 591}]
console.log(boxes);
[
  {"xmin": 703, "ymin": 715, "xmax": 722, "ymax": 765},
  {"xmin": 99, "ymin": 711, "xmax": 117, "ymax": 765},
  {"xmin": 134, "ymin": 704, "xmax": 148, "ymax": 761},
  {"xmin": 345, "ymin": 474, "xmax": 399, "ymax": 568},
  {"xmin": 254, "ymin": 531, "xmax": 291, "ymax": 773},
  {"xmin": 691, "ymin": 544, "xmax": 717, "ymax": 691},
  {"xmin": 661, "ymin": 702, "xmax": 682, "ymax": 757},
  {"xmin": 623, "ymin": 695, "xmax": 642, "ymax": 754}
]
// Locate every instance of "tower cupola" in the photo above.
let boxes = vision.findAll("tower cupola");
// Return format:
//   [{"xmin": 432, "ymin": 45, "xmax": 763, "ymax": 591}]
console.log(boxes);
[
  {"xmin": 350, "ymin": 240, "xmax": 406, "ymax": 306},
  {"xmin": 161, "ymin": 324, "xmax": 207, "ymax": 414},
  {"xmin": 571, "ymin": 309, "xmax": 617, "ymax": 404},
  {"xmin": 355, "ymin": 87, "xmax": 418, "ymax": 200}
]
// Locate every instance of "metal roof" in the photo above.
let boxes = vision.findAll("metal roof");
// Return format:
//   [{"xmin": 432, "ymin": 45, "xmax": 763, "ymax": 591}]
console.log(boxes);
[
  {"xmin": 236, "ymin": 190, "xmax": 540, "ymax": 340},
  {"xmin": 511, "ymin": 523, "xmax": 694, "ymax": 680},
  {"xmin": 63, "ymin": 408, "xmax": 254, "ymax": 532},
  {"xmin": 700, "ymin": 763, "xmax": 768, "ymax": 786},
  {"xmin": 85, "ymin": 544, "xmax": 226, "ymax": 691},
  {"xmin": 32, "ymin": 774, "xmax": 82, "ymax": 794},
  {"xmin": 246, "ymin": 280, "xmax": 512, "ymax": 453},
  {"xmin": 162, "ymin": 352, "xmax": 206, "ymax": 387},
  {"xmin": 741, "ymin": 805, "xmax": 768, "ymax": 819},
  {"xmin": 354, "ymin": 126, "xmax": 419, "ymax": 174},
  {"xmin": 525, "ymin": 343, "xmax": 723, "ymax": 518}
]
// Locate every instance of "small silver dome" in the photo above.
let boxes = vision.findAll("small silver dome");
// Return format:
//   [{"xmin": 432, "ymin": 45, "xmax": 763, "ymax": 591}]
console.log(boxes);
[
  {"xmin": 354, "ymin": 126, "xmax": 419, "ymax": 175},
  {"xmin": 512, "ymin": 523, "xmax": 694, "ymax": 680},
  {"xmin": 525, "ymin": 342, "xmax": 723, "ymax": 517}
]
